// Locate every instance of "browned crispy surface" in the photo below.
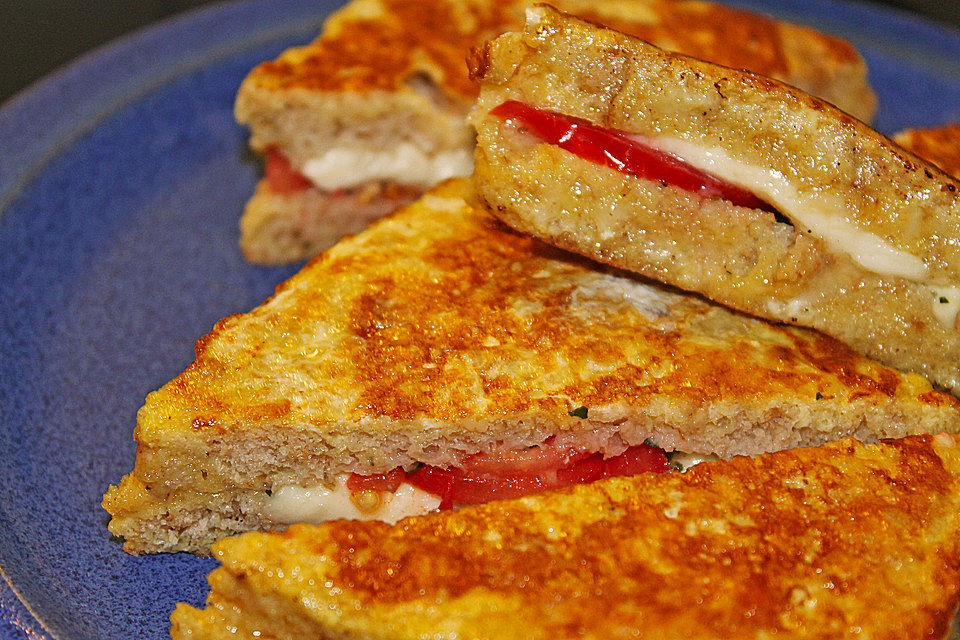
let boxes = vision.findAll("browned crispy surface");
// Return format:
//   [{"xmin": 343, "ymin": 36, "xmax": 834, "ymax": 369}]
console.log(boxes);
[
  {"xmin": 241, "ymin": 0, "xmax": 872, "ymax": 119},
  {"xmin": 104, "ymin": 179, "xmax": 960, "ymax": 554},
  {"xmin": 171, "ymin": 434, "xmax": 960, "ymax": 639},
  {"xmin": 246, "ymin": 0, "xmax": 513, "ymax": 98},
  {"xmin": 896, "ymin": 124, "xmax": 960, "ymax": 179},
  {"xmin": 573, "ymin": 1, "xmax": 857, "ymax": 92},
  {"xmin": 127, "ymin": 179, "xmax": 960, "ymax": 478}
]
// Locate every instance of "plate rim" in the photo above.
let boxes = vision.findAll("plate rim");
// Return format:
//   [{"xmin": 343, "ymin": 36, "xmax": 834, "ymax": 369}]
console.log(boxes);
[{"xmin": 0, "ymin": 0, "xmax": 334, "ymax": 216}]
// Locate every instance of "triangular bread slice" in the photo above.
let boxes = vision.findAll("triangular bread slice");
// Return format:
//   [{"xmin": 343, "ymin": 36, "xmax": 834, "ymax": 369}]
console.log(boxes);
[
  {"xmin": 470, "ymin": 7, "xmax": 960, "ymax": 394},
  {"xmin": 171, "ymin": 433, "xmax": 960, "ymax": 639},
  {"xmin": 103, "ymin": 179, "xmax": 960, "ymax": 555},
  {"xmin": 235, "ymin": 0, "xmax": 877, "ymax": 263}
]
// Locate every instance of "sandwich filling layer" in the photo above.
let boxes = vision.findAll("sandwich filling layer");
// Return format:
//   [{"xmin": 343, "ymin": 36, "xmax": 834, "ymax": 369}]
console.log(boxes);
[
  {"xmin": 490, "ymin": 100, "xmax": 935, "ymax": 288},
  {"xmin": 301, "ymin": 144, "xmax": 473, "ymax": 191},
  {"xmin": 264, "ymin": 479, "xmax": 442, "ymax": 525},
  {"xmin": 490, "ymin": 100, "xmax": 774, "ymax": 213},
  {"xmin": 265, "ymin": 145, "xmax": 472, "ymax": 194},
  {"xmin": 263, "ymin": 440, "xmax": 672, "ymax": 525},
  {"xmin": 171, "ymin": 434, "xmax": 960, "ymax": 640}
]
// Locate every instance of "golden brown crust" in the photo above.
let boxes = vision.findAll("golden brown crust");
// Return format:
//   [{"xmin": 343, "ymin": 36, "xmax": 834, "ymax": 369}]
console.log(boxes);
[
  {"xmin": 243, "ymin": 0, "xmax": 516, "ymax": 98},
  {"xmin": 137, "ymin": 179, "xmax": 958, "ymax": 454},
  {"xmin": 582, "ymin": 4, "xmax": 787, "ymax": 73},
  {"xmin": 172, "ymin": 434, "xmax": 960, "ymax": 639},
  {"xmin": 240, "ymin": 0, "xmax": 872, "ymax": 109},
  {"xmin": 896, "ymin": 124, "xmax": 960, "ymax": 180},
  {"xmin": 105, "ymin": 179, "xmax": 960, "ymax": 554}
]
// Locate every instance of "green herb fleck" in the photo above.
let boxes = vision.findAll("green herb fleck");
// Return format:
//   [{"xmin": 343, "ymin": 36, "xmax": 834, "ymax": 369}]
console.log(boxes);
[
  {"xmin": 264, "ymin": 489, "xmax": 272, "ymax": 496},
  {"xmin": 815, "ymin": 392, "xmax": 823, "ymax": 400},
  {"xmin": 643, "ymin": 438, "xmax": 657, "ymax": 447},
  {"xmin": 569, "ymin": 406, "xmax": 588, "ymax": 419},
  {"xmin": 940, "ymin": 296, "xmax": 950, "ymax": 304}
]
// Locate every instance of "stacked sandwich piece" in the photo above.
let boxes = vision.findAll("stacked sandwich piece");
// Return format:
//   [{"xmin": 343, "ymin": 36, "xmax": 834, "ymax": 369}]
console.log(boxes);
[
  {"xmin": 235, "ymin": 0, "xmax": 876, "ymax": 263},
  {"xmin": 470, "ymin": 6, "xmax": 960, "ymax": 394},
  {"xmin": 172, "ymin": 433, "xmax": 960, "ymax": 639},
  {"xmin": 101, "ymin": 1, "xmax": 960, "ymax": 637},
  {"xmin": 102, "ymin": 177, "xmax": 960, "ymax": 555}
]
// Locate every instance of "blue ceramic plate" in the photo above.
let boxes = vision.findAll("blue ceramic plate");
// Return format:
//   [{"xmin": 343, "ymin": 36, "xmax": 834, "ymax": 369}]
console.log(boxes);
[{"xmin": 0, "ymin": 1, "xmax": 958, "ymax": 638}]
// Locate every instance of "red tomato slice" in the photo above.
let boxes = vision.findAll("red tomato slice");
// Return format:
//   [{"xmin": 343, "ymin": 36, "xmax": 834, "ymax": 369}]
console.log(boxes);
[
  {"xmin": 346, "ymin": 467, "xmax": 405, "ymax": 493},
  {"xmin": 407, "ymin": 466, "xmax": 542, "ymax": 507},
  {"xmin": 404, "ymin": 443, "xmax": 670, "ymax": 509},
  {"xmin": 555, "ymin": 453, "xmax": 604, "ymax": 485},
  {"xmin": 461, "ymin": 439, "xmax": 590, "ymax": 475},
  {"xmin": 264, "ymin": 148, "xmax": 313, "ymax": 194},
  {"xmin": 489, "ymin": 100, "xmax": 774, "ymax": 213},
  {"xmin": 405, "ymin": 465, "xmax": 456, "ymax": 510},
  {"xmin": 602, "ymin": 444, "xmax": 670, "ymax": 477},
  {"xmin": 450, "ymin": 469, "xmax": 549, "ymax": 504}
]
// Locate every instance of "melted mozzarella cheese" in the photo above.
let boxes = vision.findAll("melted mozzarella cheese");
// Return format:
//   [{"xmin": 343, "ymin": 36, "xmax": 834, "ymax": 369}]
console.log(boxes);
[
  {"xmin": 302, "ymin": 144, "xmax": 473, "ymax": 190},
  {"xmin": 930, "ymin": 285, "xmax": 960, "ymax": 329},
  {"xmin": 667, "ymin": 451, "xmax": 720, "ymax": 472},
  {"xmin": 766, "ymin": 296, "xmax": 812, "ymax": 320},
  {"xmin": 645, "ymin": 136, "xmax": 929, "ymax": 282},
  {"xmin": 263, "ymin": 477, "xmax": 442, "ymax": 525}
]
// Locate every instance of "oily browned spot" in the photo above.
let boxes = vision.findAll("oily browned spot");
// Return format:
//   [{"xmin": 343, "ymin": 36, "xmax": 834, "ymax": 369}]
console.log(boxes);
[
  {"xmin": 341, "ymin": 223, "xmax": 586, "ymax": 419},
  {"xmin": 247, "ymin": 0, "xmax": 518, "ymax": 98},
  {"xmin": 919, "ymin": 390, "xmax": 960, "ymax": 408},
  {"xmin": 785, "ymin": 332, "xmax": 902, "ymax": 398},
  {"xmin": 248, "ymin": 0, "xmax": 862, "ymax": 105},
  {"xmin": 882, "ymin": 435, "xmax": 954, "ymax": 495},
  {"xmin": 585, "ymin": 3, "xmax": 788, "ymax": 77},
  {"xmin": 467, "ymin": 42, "xmax": 492, "ymax": 82},
  {"xmin": 895, "ymin": 124, "xmax": 960, "ymax": 180}
]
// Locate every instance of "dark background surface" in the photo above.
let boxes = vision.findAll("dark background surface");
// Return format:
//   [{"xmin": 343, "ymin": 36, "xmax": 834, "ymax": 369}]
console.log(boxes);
[{"xmin": 1, "ymin": 0, "xmax": 960, "ymax": 106}]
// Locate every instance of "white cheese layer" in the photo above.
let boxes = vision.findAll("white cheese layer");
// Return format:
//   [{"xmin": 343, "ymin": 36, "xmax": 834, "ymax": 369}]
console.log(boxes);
[
  {"xmin": 667, "ymin": 451, "xmax": 720, "ymax": 472},
  {"xmin": 262, "ymin": 447, "xmax": 707, "ymax": 526},
  {"xmin": 645, "ymin": 136, "xmax": 929, "ymax": 282},
  {"xmin": 930, "ymin": 285, "xmax": 960, "ymax": 329},
  {"xmin": 301, "ymin": 144, "xmax": 473, "ymax": 191},
  {"xmin": 263, "ymin": 477, "xmax": 442, "ymax": 525}
]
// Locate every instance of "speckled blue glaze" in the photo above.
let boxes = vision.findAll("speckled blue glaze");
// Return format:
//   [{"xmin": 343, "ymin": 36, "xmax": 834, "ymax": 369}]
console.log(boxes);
[{"xmin": 0, "ymin": 1, "xmax": 958, "ymax": 638}]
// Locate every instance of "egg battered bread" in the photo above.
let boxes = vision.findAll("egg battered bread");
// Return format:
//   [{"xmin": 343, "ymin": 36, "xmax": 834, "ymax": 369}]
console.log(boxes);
[
  {"xmin": 235, "ymin": 0, "xmax": 877, "ymax": 264},
  {"xmin": 471, "ymin": 7, "xmax": 960, "ymax": 395},
  {"xmin": 102, "ymin": 179, "xmax": 960, "ymax": 555},
  {"xmin": 171, "ymin": 433, "xmax": 960, "ymax": 640},
  {"xmin": 239, "ymin": 179, "xmax": 420, "ymax": 265},
  {"xmin": 895, "ymin": 124, "xmax": 960, "ymax": 179}
]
